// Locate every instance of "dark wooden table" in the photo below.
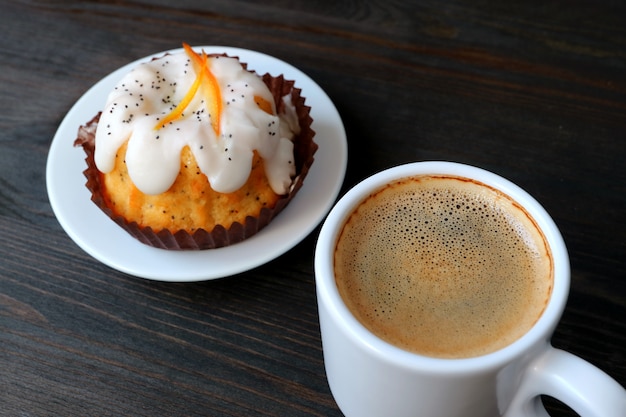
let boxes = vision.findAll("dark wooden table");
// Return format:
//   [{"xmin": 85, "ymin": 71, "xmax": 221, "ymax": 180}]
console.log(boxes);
[{"xmin": 1, "ymin": 1, "xmax": 625, "ymax": 415}]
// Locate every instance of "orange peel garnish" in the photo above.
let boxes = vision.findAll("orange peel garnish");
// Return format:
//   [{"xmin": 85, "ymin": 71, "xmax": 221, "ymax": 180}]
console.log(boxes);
[
  {"xmin": 155, "ymin": 43, "xmax": 222, "ymax": 135},
  {"xmin": 197, "ymin": 50, "xmax": 223, "ymax": 136},
  {"xmin": 254, "ymin": 95, "xmax": 273, "ymax": 115},
  {"xmin": 155, "ymin": 56, "xmax": 205, "ymax": 129}
]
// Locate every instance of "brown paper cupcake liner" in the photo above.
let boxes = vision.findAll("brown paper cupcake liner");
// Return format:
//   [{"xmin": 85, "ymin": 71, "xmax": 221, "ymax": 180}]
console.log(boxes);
[{"xmin": 74, "ymin": 61, "xmax": 317, "ymax": 250}]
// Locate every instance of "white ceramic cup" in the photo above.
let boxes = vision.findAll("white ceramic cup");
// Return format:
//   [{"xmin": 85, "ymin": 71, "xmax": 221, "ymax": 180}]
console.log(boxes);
[{"xmin": 315, "ymin": 161, "xmax": 626, "ymax": 417}]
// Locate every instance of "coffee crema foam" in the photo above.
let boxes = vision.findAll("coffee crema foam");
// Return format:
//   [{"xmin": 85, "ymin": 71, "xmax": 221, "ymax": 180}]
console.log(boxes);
[{"xmin": 334, "ymin": 175, "xmax": 553, "ymax": 359}]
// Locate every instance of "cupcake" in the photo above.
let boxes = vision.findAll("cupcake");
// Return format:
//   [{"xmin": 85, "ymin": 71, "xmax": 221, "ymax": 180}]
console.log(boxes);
[{"xmin": 74, "ymin": 44, "xmax": 316, "ymax": 249}]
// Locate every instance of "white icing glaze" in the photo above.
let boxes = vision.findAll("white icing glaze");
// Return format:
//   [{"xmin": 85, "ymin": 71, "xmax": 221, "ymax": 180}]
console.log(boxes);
[{"xmin": 94, "ymin": 51, "xmax": 298, "ymax": 195}]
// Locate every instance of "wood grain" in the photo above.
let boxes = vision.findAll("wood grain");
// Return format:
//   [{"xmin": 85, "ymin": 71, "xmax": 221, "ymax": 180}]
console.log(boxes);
[{"xmin": 1, "ymin": 0, "xmax": 625, "ymax": 415}]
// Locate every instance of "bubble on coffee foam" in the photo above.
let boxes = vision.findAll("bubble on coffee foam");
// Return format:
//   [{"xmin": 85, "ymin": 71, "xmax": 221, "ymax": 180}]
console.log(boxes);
[{"xmin": 334, "ymin": 176, "xmax": 552, "ymax": 358}]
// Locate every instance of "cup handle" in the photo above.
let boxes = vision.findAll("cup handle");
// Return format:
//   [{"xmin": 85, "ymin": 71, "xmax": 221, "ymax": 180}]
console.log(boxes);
[{"xmin": 505, "ymin": 347, "xmax": 626, "ymax": 417}]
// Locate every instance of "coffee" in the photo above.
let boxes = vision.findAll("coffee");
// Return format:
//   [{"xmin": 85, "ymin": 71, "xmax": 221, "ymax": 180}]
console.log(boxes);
[{"xmin": 334, "ymin": 175, "xmax": 553, "ymax": 359}]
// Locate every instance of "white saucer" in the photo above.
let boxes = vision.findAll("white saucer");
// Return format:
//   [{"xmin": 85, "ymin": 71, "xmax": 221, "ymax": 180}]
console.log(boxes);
[{"xmin": 46, "ymin": 46, "xmax": 347, "ymax": 281}]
